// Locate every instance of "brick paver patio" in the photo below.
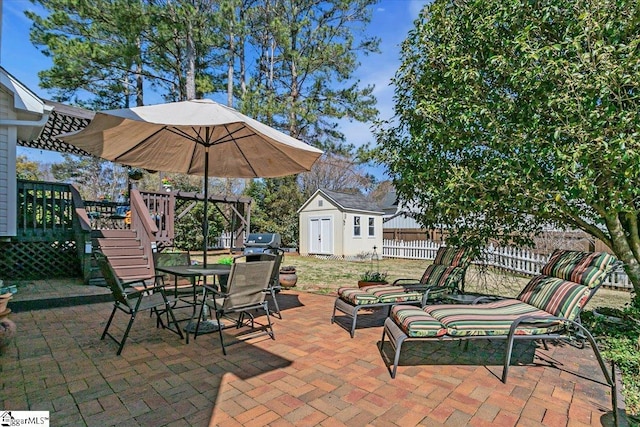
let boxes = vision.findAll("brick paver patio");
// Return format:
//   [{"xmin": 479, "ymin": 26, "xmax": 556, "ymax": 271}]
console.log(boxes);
[{"xmin": 0, "ymin": 287, "xmax": 625, "ymax": 426}]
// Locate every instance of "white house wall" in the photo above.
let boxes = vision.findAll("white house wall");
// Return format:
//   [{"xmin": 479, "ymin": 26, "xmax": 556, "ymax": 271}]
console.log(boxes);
[
  {"xmin": 342, "ymin": 211, "xmax": 383, "ymax": 257},
  {"xmin": 383, "ymin": 213, "xmax": 423, "ymax": 229},
  {"xmin": 0, "ymin": 88, "xmax": 17, "ymax": 237}
]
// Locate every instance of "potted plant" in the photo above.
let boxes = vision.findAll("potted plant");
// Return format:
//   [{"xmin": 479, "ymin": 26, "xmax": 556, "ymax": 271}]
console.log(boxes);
[
  {"xmin": 279, "ymin": 265, "xmax": 298, "ymax": 288},
  {"xmin": 217, "ymin": 256, "xmax": 234, "ymax": 292},
  {"xmin": 358, "ymin": 270, "xmax": 388, "ymax": 288}
]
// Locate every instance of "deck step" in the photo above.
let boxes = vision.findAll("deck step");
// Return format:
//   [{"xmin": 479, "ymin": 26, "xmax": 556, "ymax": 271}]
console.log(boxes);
[
  {"xmin": 94, "ymin": 238, "xmax": 141, "ymax": 248},
  {"xmin": 92, "ymin": 229, "xmax": 137, "ymax": 239}
]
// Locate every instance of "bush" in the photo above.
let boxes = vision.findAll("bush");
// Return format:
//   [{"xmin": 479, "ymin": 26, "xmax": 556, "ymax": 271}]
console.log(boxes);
[{"xmin": 582, "ymin": 304, "xmax": 640, "ymax": 420}]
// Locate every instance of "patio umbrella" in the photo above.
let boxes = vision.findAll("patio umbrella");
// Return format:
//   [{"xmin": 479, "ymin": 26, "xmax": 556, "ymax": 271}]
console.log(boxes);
[{"xmin": 58, "ymin": 99, "xmax": 323, "ymax": 267}]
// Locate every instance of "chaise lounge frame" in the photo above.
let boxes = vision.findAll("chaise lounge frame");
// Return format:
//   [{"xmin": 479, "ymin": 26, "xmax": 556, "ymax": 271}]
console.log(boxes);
[
  {"xmin": 379, "ymin": 249, "xmax": 622, "ymax": 422},
  {"xmin": 331, "ymin": 246, "xmax": 473, "ymax": 337}
]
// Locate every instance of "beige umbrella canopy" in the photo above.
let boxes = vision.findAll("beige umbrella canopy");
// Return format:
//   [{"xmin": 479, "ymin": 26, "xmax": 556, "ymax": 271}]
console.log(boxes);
[{"xmin": 58, "ymin": 98, "xmax": 323, "ymax": 266}]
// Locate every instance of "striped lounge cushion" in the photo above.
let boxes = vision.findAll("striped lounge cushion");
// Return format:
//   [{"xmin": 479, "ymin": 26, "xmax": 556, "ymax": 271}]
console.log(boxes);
[
  {"xmin": 421, "ymin": 264, "xmax": 467, "ymax": 289},
  {"xmin": 391, "ymin": 305, "xmax": 448, "ymax": 337},
  {"xmin": 517, "ymin": 275, "xmax": 589, "ymax": 320},
  {"xmin": 542, "ymin": 249, "xmax": 617, "ymax": 288},
  {"xmin": 338, "ymin": 285, "xmax": 424, "ymax": 305},
  {"xmin": 433, "ymin": 246, "xmax": 473, "ymax": 268},
  {"xmin": 425, "ymin": 299, "xmax": 562, "ymax": 337}
]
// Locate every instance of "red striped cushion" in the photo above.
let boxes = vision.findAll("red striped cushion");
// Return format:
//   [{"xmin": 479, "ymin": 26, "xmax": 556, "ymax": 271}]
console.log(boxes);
[
  {"xmin": 391, "ymin": 305, "xmax": 448, "ymax": 337},
  {"xmin": 542, "ymin": 250, "xmax": 617, "ymax": 288},
  {"xmin": 517, "ymin": 275, "xmax": 589, "ymax": 319},
  {"xmin": 425, "ymin": 299, "xmax": 562, "ymax": 337},
  {"xmin": 421, "ymin": 264, "xmax": 466, "ymax": 289},
  {"xmin": 433, "ymin": 246, "xmax": 473, "ymax": 268}
]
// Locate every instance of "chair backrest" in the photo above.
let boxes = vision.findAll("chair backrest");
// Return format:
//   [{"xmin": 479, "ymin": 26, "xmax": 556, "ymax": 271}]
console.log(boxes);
[
  {"xmin": 517, "ymin": 249, "xmax": 619, "ymax": 319},
  {"xmin": 420, "ymin": 246, "xmax": 473, "ymax": 290},
  {"xmin": 94, "ymin": 251, "xmax": 130, "ymax": 306},
  {"xmin": 154, "ymin": 251, "xmax": 190, "ymax": 268},
  {"xmin": 246, "ymin": 251, "xmax": 283, "ymax": 288},
  {"xmin": 223, "ymin": 256, "xmax": 275, "ymax": 310},
  {"xmin": 153, "ymin": 251, "xmax": 191, "ymax": 283}
]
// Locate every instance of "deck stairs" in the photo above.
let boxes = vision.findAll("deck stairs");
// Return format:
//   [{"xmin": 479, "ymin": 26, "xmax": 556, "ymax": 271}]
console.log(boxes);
[{"xmin": 90, "ymin": 229, "xmax": 155, "ymax": 286}]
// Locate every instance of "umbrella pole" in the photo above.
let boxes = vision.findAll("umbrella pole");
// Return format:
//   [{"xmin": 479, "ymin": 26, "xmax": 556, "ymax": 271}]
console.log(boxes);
[{"xmin": 203, "ymin": 148, "xmax": 209, "ymax": 268}]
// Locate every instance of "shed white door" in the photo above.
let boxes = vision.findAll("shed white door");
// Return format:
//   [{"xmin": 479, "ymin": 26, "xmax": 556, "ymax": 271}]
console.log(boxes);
[{"xmin": 309, "ymin": 217, "xmax": 332, "ymax": 254}]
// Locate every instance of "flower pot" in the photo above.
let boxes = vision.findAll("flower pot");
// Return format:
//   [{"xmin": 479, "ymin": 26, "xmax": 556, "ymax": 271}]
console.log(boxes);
[
  {"xmin": 0, "ymin": 293, "xmax": 12, "ymax": 314},
  {"xmin": 279, "ymin": 269, "xmax": 298, "ymax": 288},
  {"xmin": 357, "ymin": 280, "xmax": 388, "ymax": 288}
]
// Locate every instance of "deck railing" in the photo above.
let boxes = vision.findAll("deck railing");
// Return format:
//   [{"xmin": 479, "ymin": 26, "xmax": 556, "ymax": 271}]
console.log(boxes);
[{"xmin": 4, "ymin": 180, "xmax": 92, "ymax": 280}]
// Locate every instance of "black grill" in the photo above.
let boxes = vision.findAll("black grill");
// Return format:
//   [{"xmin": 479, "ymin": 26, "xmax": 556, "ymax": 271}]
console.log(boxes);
[{"xmin": 243, "ymin": 233, "xmax": 282, "ymax": 255}]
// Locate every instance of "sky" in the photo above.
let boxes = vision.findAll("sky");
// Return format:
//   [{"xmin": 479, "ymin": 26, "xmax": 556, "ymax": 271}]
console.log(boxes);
[{"xmin": 1, "ymin": 0, "xmax": 428, "ymax": 179}]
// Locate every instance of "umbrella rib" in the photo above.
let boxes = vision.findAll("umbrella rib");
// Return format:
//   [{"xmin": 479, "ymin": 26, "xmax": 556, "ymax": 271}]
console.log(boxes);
[
  {"xmin": 221, "ymin": 124, "xmax": 259, "ymax": 176},
  {"xmin": 167, "ymin": 127, "xmax": 205, "ymax": 144},
  {"xmin": 114, "ymin": 126, "xmax": 169, "ymax": 161}
]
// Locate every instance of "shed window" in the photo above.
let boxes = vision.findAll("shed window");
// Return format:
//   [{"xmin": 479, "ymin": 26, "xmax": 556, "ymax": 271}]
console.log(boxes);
[
  {"xmin": 353, "ymin": 216, "xmax": 361, "ymax": 236},
  {"xmin": 318, "ymin": 200, "xmax": 323, "ymax": 207},
  {"xmin": 368, "ymin": 217, "xmax": 375, "ymax": 236}
]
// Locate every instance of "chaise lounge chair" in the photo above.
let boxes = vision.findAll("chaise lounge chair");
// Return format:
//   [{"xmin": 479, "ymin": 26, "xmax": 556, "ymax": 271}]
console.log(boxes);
[
  {"xmin": 331, "ymin": 246, "xmax": 473, "ymax": 337},
  {"xmin": 380, "ymin": 249, "xmax": 621, "ymax": 390}
]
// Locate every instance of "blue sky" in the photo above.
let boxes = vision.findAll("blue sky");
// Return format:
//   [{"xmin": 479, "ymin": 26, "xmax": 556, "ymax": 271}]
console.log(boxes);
[{"xmin": 1, "ymin": 0, "xmax": 428, "ymax": 178}]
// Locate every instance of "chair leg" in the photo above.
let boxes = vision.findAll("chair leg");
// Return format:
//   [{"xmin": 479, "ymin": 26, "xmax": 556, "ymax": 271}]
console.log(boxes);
[
  {"xmin": 350, "ymin": 307, "xmax": 360, "ymax": 338},
  {"xmin": 164, "ymin": 302, "xmax": 184, "ymax": 339},
  {"xmin": 269, "ymin": 288, "xmax": 282, "ymax": 319},
  {"xmin": 101, "ymin": 304, "xmax": 118, "ymax": 340},
  {"xmin": 117, "ymin": 313, "xmax": 137, "ymax": 356},
  {"xmin": 216, "ymin": 311, "xmax": 227, "ymax": 356},
  {"xmin": 264, "ymin": 302, "xmax": 275, "ymax": 340}
]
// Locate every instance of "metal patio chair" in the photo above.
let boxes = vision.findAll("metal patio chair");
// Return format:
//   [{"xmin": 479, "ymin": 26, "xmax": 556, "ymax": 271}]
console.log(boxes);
[
  {"xmin": 193, "ymin": 255, "xmax": 276, "ymax": 355},
  {"xmin": 95, "ymin": 251, "xmax": 184, "ymax": 355}
]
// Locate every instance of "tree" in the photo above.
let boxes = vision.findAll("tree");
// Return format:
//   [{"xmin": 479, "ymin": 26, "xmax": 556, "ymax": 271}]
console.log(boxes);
[
  {"xmin": 241, "ymin": 0, "xmax": 380, "ymax": 151},
  {"xmin": 51, "ymin": 154, "xmax": 125, "ymax": 200},
  {"xmin": 245, "ymin": 177, "xmax": 304, "ymax": 247},
  {"xmin": 16, "ymin": 156, "xmax": 43, "ymax": 181},
  {"xmin": 299, "ymin": 153, "xmax": 376, "ymax": 198},
  {"xmin": 376, "ymin": 0, "xmax": 640, "ymax": 302}
]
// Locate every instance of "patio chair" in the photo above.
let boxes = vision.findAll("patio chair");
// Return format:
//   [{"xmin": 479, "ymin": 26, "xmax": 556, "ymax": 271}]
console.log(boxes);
[
  {"xmin": 153, "ymin": 251, "xmax": 200, "ymax": 312},
  {"xmin": 246, "ymin": 250, "xmax": 284, "ymax": 319},
  {"xmin": 331, "ymin": 246, "xmax": 473, "ymax": 337},
  {"xmin": 380, "ymin": 249, "xmax": 621, "ymax": 388},
  {"xmin": 95, "ymin": 251, "xmax": 184, "ymax": 355},
  {"xmin": 193, "ymin": 255, "xmax": 276, "ymax": 355}
]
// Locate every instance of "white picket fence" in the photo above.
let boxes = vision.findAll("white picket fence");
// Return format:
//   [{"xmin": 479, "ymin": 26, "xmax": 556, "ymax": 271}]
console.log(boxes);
[{"xmin": 382, "ymin": 239, "xmax": 633, "ymax": 291}]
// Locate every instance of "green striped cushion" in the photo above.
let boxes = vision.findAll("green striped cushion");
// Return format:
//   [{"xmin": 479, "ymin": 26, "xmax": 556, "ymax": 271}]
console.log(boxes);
[
  {"xmin": 517, "ymin": 275, "xmax": 589, "ymax": 320},
  {"xmin": 338, "ymin": 287, "xmax": 378, "ymax": 304},
  {"xmin": 434, "ymin": 246, "xmax": 473, "ymax": 268},
  {"xmin": 425, "ymin": 299, "xmax": 562, "ymax": 336},
  {"xmin": 421, "ymin": 264, "xmax": 467, "ymax": 290},
  {"xmin": 369, "ymin": 285, "xmax": 424, "ymax": 304},
  {"xmin": 391, "ymin": 305, "xmax": 448, "ymax": 337},
  {"xmin": 542, "ymin": 250, "xmax": 617, "ymax": 288},
  {"xmin": 338, "ymin": 285, "xmax": 423, "ymax": 305}
]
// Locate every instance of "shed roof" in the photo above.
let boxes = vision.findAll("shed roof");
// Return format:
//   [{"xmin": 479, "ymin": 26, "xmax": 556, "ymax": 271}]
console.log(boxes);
[{"xmin": 299, "ymin": 188, "xmax": 383, "ymax": 214}]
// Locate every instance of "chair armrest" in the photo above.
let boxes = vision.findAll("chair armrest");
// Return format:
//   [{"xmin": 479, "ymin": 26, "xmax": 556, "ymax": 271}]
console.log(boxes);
[
  {"xmin": 203, "ymin": 283, "xmax": 228, "ymax": 298},
  {"xmin": 393, "ymin": 278, "xmax": 421, "ymax": 286},
  {"xmin": 121, "ymin": 275, "xmax": 164, "ymax": 290}
]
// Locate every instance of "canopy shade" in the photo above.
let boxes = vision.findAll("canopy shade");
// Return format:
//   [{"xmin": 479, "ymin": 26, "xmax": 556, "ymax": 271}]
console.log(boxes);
[
  {"xmin": 57, "ymin": 99, "xmax": 323, "ymax": 178},
  {"xmin": 57, "ymin": 98, "xmax": 323, "ymax": 268}
]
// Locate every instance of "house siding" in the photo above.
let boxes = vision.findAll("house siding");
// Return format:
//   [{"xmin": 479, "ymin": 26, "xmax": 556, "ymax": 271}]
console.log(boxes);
[{"xmin": 0, "ymin": 89, "xmax": 17, "ymax": 237}]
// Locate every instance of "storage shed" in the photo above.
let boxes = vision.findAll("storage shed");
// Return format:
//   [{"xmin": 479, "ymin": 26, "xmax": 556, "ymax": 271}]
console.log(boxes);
[{"xmin": 298, "ymin": 188, "xmax": 383, "ymax": 258}]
